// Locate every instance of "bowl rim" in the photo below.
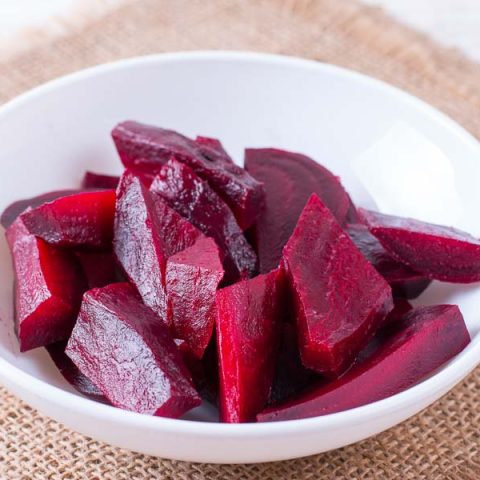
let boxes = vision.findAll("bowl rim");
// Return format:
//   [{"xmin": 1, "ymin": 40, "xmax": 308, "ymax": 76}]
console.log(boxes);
[{"xmin": 1, "ymin": 50, "xmax": 479, "ymax": 438}]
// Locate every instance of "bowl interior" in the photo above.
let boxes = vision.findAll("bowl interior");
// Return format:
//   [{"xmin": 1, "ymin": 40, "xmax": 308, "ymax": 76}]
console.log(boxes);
[{"xmin": 0, "ymin": 53, "xmax": 479, "ymax": 423}]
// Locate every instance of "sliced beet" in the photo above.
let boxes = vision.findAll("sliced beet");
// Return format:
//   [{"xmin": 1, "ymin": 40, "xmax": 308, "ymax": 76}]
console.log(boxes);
[
  {"xmin": 20, "ymin": 190, "xmax": 116, "ymax": 250},
  {"xmin": 150, "ymin": 158, "xmax": 257, "ymax": 281},
  {"xmin": 46, "ymin": 341, "xmax": 107, "ymax": 402},
  {"xmin": 245, "ymin": 148, "xmax": 355, "ymax": 273},
  {"xmin": 216, "ymin": 268, "xmax": 284, "ymax": 422},
  {"xmin": 114, "ymin": 171, "xmax": 205, "ymax": 321},
  {"xmin": 283, "ymin": 195, "xmax": 393, "ymax": 377},
  {"xmin": 66, "ymin": 283, "xmax": 200, "ymax": 417},
  {"xmin": 347, "ymin": 223, "xmax": 431, "ymax": 299},
  {"xmin": 167, "ymin": 237, "xmax": 224, "ymax": 358},
  {"xmin": 268, "ymin": 322, "xmax": 317, "ymax": 406},
  {"xmin": 257, "ymin": 305, "xmax": 470, "ymax": 421},
  {"xmin": 75, "ymin": 251, "xmax": 122, "ymax": 289},
  {"xmin": 1, "ymin": 189, "xmax": 80, "ymax": 229},
  {"xmin": 6, "ymin": 216, "xmax": 86, "ymax": 351},
  {"xmin": 112, "ymin": 121, "xmax": 264, "ymax": 229},
  {"xmin": 82, "ymin": 171, "xmax": 120, "ymax": 189},
  {"xmin": 362, "ymin": 209, "xmax": 480, "ymax": 283}
]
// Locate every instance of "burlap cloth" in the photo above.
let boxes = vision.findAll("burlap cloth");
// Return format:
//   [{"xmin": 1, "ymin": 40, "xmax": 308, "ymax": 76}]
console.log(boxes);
[{"xmin": 1, "ymin": 0, "xmax": 480, "ymax": 478}]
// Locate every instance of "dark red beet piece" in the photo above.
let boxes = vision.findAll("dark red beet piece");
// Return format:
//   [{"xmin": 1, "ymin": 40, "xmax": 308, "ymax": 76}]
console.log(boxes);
[
  {"xmin": 362, "ymin": 209, "xmax": 480, "ymax": 283},
  {"xmin": 268, "ymin": 322, "xmax": 317, "ymax": 406},
  {"xmin": 216, "ymin": 268, "xmax": 284, "ymax": 422},
  {"xmin": 66, "ymin": 283, "xmax": 200, "ymax": 417},
  {"xmin": 82, "ymin": 171, "xmax": 120, "ymax": 189},
  {"xmin": 257, "ymin": 305, "xmax": 470, "ymax": 421},
  {"xmin": 114, "ymin": 171, "xmax": 205, "ymax": 320},
  {"xmin": 150, "ymin": 159, "xmax": 257, "ymax": 281},
  {"xmin": 167, "ymin": 237, "xmax": 224, "ymax": 359},
  {"xmin": 245, "ymin": 148, "xmax": 355, "ymax": 273},
  {"xmin": 20, "ymin": 190, "xmax": 116, "ymax": 250},
  {"xmin": 347, "ymin": 223, "xmax": 431, "ymax": 299},
  {"xmin": 6, "ymin": 216, "xmax": 86, "ymax": 351},
  {"xmin": 46, "ymin": 341, "xmax": 107, "ymax": 402},
  {"xmin": 283, "ymin": 195, "xmax": 393, "ymax": 377},
  {"xmin": 75, "ymin": 251, "xmax": 122, "ymax": 289},
  {"xmin": 1, "ymin": 189, "xmax": 80, "ymax": 229},
  {"xmin": 112, "ymin": 121, "xmax": 264, "ymax": 229}
]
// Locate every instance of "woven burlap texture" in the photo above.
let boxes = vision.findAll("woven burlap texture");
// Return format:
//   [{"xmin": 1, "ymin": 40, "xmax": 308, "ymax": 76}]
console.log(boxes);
[{"xmin": 1, "ymin": 0, "xmax": 480, "ymax": 478}]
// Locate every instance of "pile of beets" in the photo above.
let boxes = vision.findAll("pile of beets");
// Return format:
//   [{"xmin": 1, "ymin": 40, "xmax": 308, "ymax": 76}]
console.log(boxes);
[{"xmin": 3, "ymin": 121, "xmax": 474, "ymax": 423}]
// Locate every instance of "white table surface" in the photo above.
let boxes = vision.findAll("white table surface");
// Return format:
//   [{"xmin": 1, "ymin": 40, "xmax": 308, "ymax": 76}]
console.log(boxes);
[{"xmin": 0, "ymin": 0, "xmax": 479, "ymax": 62}]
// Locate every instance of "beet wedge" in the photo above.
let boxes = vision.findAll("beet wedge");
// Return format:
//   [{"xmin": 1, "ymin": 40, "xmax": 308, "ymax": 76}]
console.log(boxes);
[
  {"xmin": 112, "ymin": 121, "xmax": 264, "ymax": 229},
  {"xmin": 150, "ymin": 158, "xmax": 257, "ymax": 281},
  {"xmin": 66, "ymin": 283, "xmax": 201, "ymax": 417},
  {"xmin": 258, "ymin": 305, "xmax": 470, "ymax": 421},
  {"xmin": 347, "ymin": 223, "xmax": 431, "ymax": 299},
  {"xmin": 362, "ymin": 209, "xmax": 480, "ymax": 283},
  {"xmin": 6, "ymin": 216, "xmax": 86, "ymax": 351},
  {"xmin": 216, "ymin": 268, "xmax": 284, "ymax": 422},
  {"xmin": 167, "ymin": 236, "xmax": 224, "ymax": 359},
  {"xmin": 194, "ymin": 136, "xmax": 235, "ymax": 165},
  {"xmin": 114, "ymin": 171, "xmax": 205, "ymax": 321},
  {"xmin": 82, "ymin": 171, "xmax": 120, "ymax": 189},
  {"xmin": 245, "ymin": 148, "xmax": 356, "ymax": 273},
  {"xmin": 46, "ymin": 341, "xmax": 107, "ymax": 402},
  {"xmin": 20, "ymin": 190, "xmax": 116, "ymax": 250},
  {"xmin": 283, "ymin": 195, "xmax": 393, "ymax": 377},
  {"xmin": 1, "ymin": 189, "xmax": 80, "ymax": 229}
]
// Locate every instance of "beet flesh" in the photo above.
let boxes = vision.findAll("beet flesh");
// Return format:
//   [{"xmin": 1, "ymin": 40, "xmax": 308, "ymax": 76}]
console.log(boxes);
[
  {"xmin": 46, "ymin": 341, "xmax": 107, "ymax": 402},
  {"xmin": 194, "ymin": 136, "xmax": 235, "ymax": 165},
  {"xmin": 66, "ymin": 282, "xmax": 200, "ymax": 417},
  {"xmin": 347, "ymin": 223, "xmax": 431, "ymax": 299},
  {"xmin": 1, "ymin": 190, "xmax": 80, "ymax": 229},
  {"xmin": 245, "ymin": 148, "xmax": 355, "ymax": 273},
  {"xmin": 216, "ymin": 268, "xmax": 284, "ymax": 422},
  {"xmin": 82, "ymin": 171, "xmax": 120, "ymax": 189},
  {"xmin": 283, "ymin": 195, "xmax": 393, "ymax": 377},
  {"xmin": 6, "ymin": 216, "xmax": 86, "ymax": 351},
  {"xmin": 362, "ymin": 209, "xmax": 480, "ymax": 283},
  {"xmin": 257, "ymin": 305, "xmax": 470, "ymax": 421},
  {"xmin": 75, "ymin": 251, "xmax": 122, "ymax": 289},
  {"xmin": 167, "ymin": 237, "xmax": 224, "ymax": 359},
  {"xmin": 112, "ymin": 121, "xmax": 264, "ymax": 229},
  {"xmin": 114, "ymin": 171, "xmax": 205, "ymax": 321},
  {"xmin": 150, "ymin": 158, "xmax": 257, "ymax": 281},
  {"xmin": 20, "ymin": 190, "xmax": 116, "ymax": 250}
]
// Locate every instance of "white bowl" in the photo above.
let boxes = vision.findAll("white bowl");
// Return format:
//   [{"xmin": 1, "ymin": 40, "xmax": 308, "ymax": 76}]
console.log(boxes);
[{"xmin": 0, "ymin": 52, "xmax": 479, "ymax": 464}]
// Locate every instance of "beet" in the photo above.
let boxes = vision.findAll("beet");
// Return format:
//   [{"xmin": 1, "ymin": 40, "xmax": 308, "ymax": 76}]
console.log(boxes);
[
  {"xmin": 6, "ymin": 216, "xmax": 86, "ymax": 351},
  {"xmin": 167, "ymin": 237, "xmax": 224, "ymax": 358},
  {"xmin": 20, "ymin": 190, "xmax": 116, "ymax": 250},
  {"xmin": 82, "ymin": 171, "xmax": 120, "ymax": 189},
  {"xmin": 46, "ymin": 341, "xmax": 107, "ymax": 402},
  {"xmin": 268, "ymin": 322, "xmax": 317, "ymax": 406},
  {"xmin": 1, "ymin": 190, "xmax": 80, "ymax": 229},
  {"xmin": 114, "ymin": 171, "xmax": 205, "ymax": 320},
  {"xmin": 347, "ymin": 223, "xmax": 431, "ymax": 299},
  {"xmin": 216, "ymin": 268, "xmax": 284, "ymax": 422},
  {"xmin": 283, "ymin": 195, "xmax": 393, "ymax": 377},
  {"xmin": 257, "ymin": 305, "xmax": 470, "ymax": 421},
  {"xmin": 112, "ymin": 121, "xmax": 264, "ymax": 229},
  {"xmin": 245, "ymin": 148, "xmax": 355, "ymax": 273},
  {"xmin": 66, "ymin": 283, "xmax": 200, "ymax": 417},
  {"xmin": 75, "ymin": 251, "xmax": 122, "ymax": 289},
  {"xmin": 150, "ymin": 158, "xmax": 257, "ymax": 281},
  {"xmin": 362, "ymin": 209, "xmax": 480, "ymax": 283}
]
